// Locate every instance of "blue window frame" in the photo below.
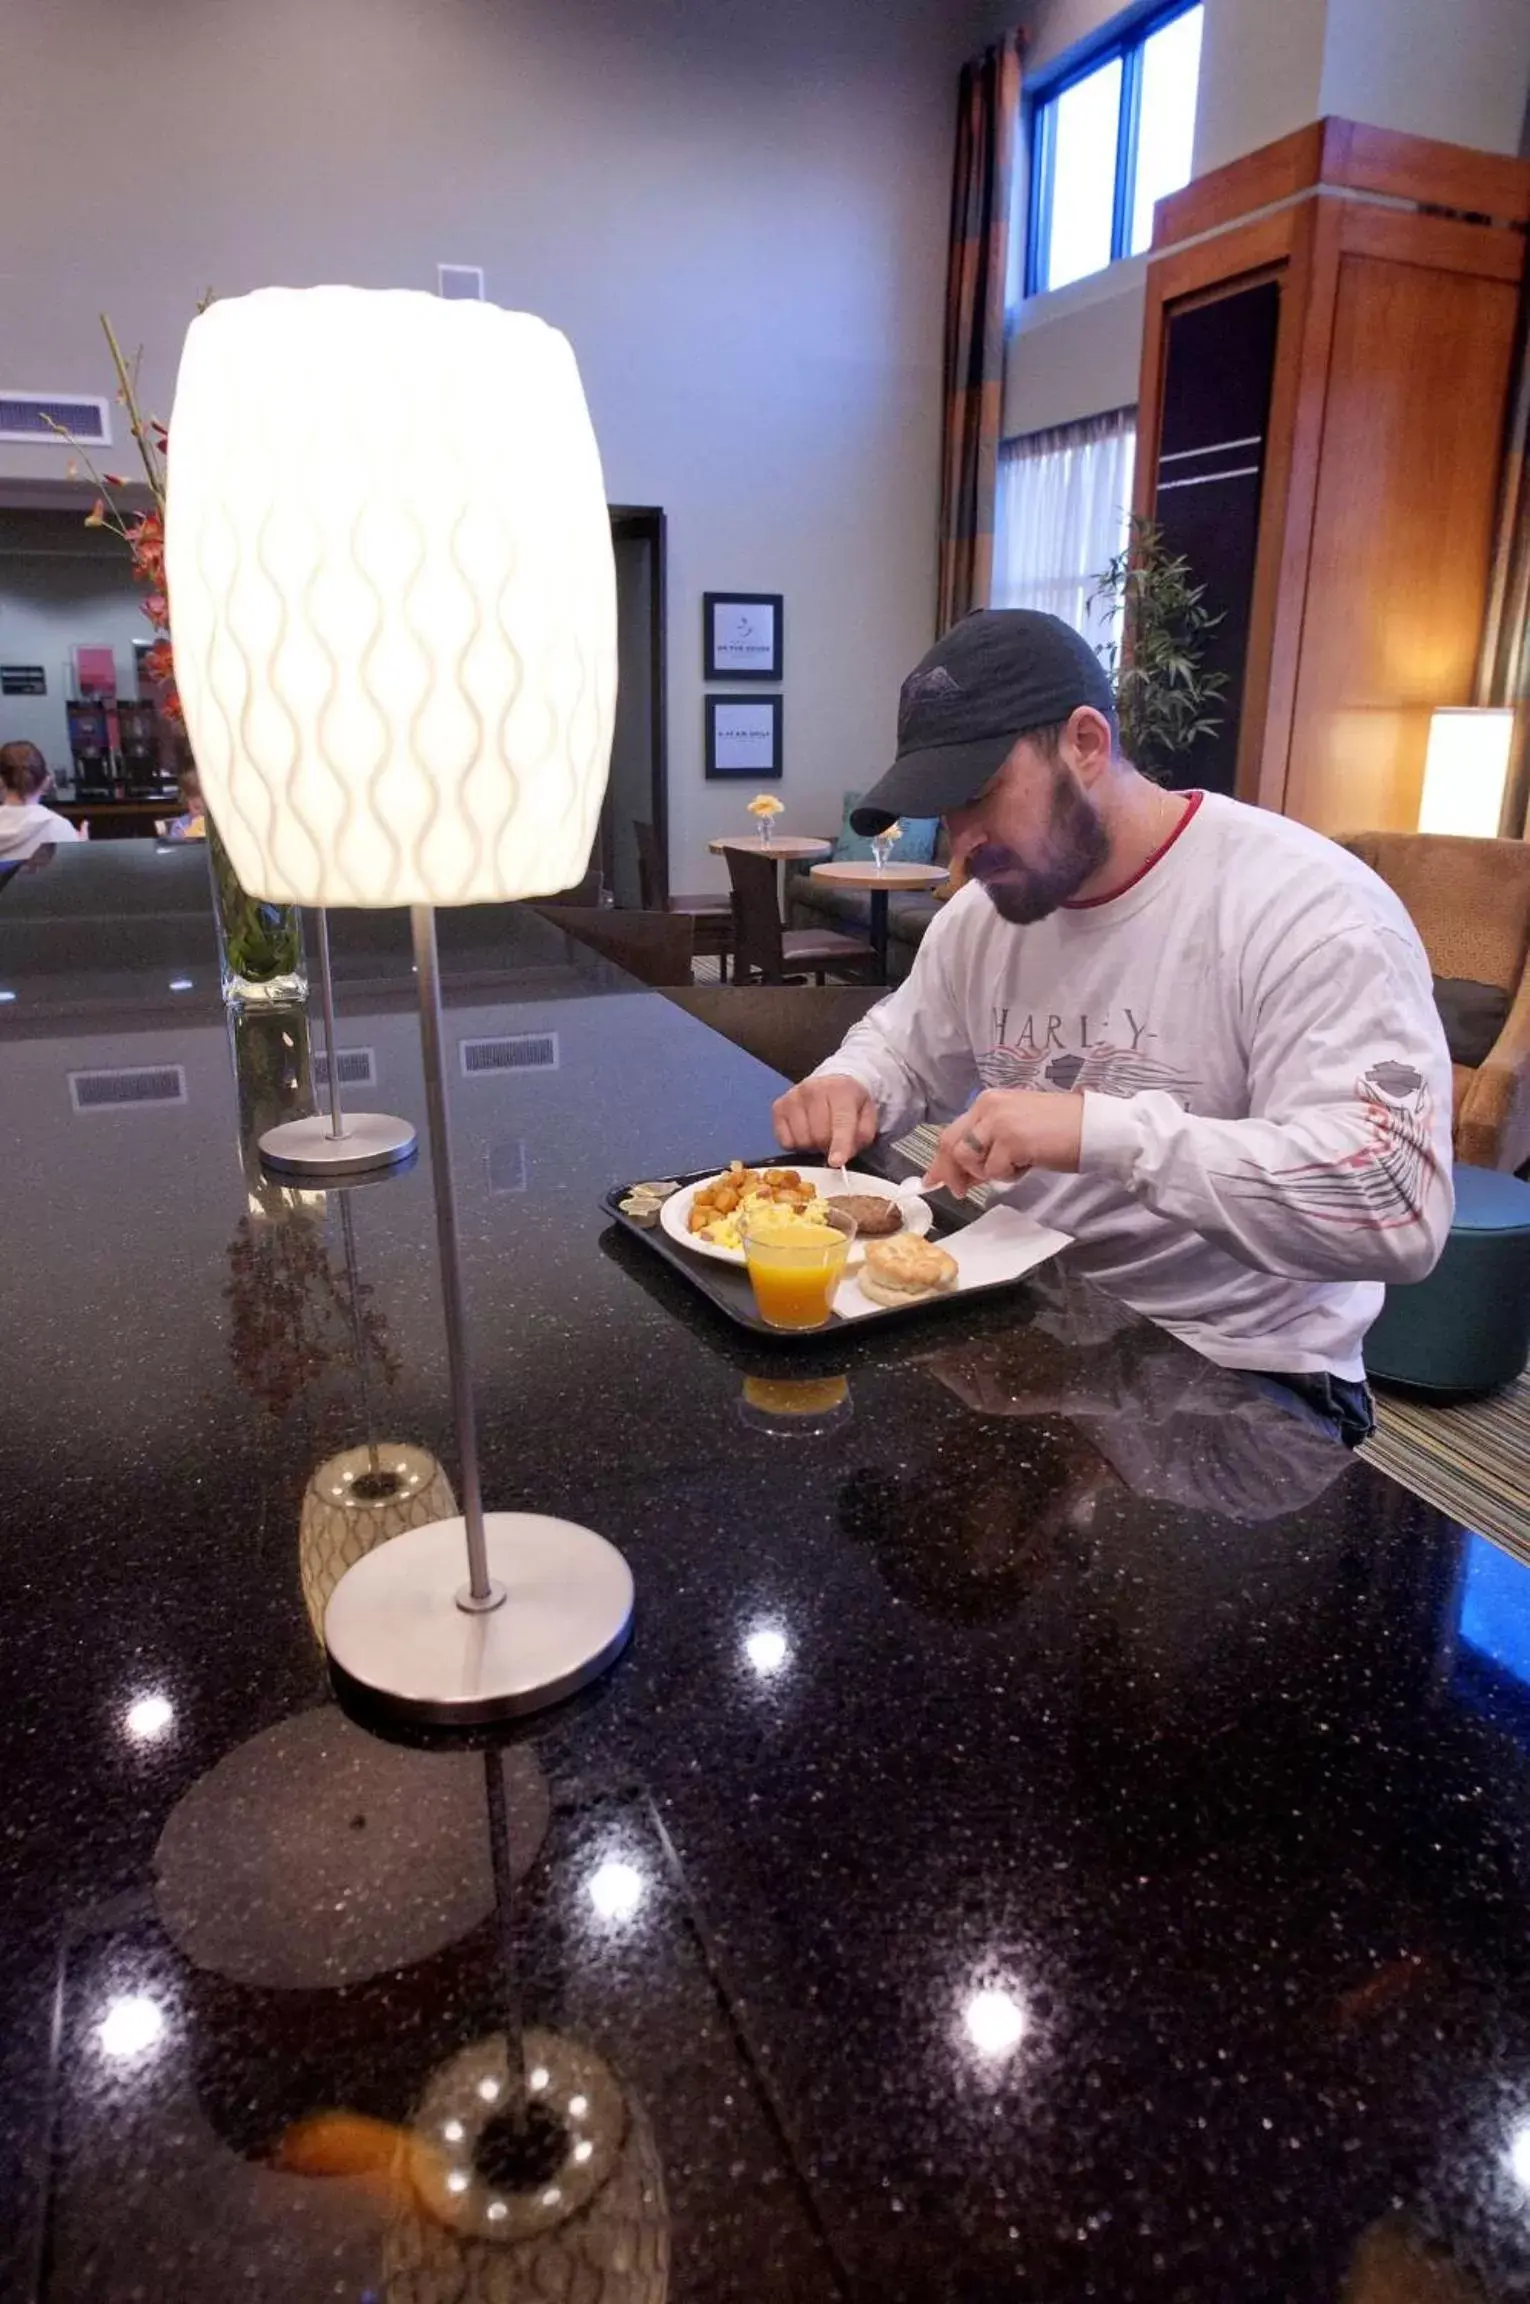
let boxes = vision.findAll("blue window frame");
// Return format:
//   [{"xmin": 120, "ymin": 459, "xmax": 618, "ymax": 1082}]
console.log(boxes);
[{"xmin": 1025, "ymin": 1, "xmax": 1204, "ymax": 299}]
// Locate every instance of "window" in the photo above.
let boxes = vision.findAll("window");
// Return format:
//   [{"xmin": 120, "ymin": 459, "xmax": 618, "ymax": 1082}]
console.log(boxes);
[
  {"xmin": 991, "ymin": 409, "xmax": 1136, "ymax": 658},
  {"xmin": 1027, "ymin": 2, "xmax": 1204, "ymax": 297}
]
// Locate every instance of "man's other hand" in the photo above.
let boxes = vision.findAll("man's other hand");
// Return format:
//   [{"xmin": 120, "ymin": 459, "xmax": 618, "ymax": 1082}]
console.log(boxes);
[
  {"xmin": 923, "ymin": 1089, "xmax": 1084, "ymax": 1197},
  {"xmin": 771, "ymin": 1074, "xmax": 879, "ymax": 1169}
]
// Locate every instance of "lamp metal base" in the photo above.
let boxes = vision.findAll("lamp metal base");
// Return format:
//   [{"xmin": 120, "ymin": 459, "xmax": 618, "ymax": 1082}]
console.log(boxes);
[
  {"xmin": 259, "ymin": 1111, "xmax": 418, "ymax": 1175},
  {"xmin": 324, "ymin": 1513, "xmax": 634, "ymax": 1724}
]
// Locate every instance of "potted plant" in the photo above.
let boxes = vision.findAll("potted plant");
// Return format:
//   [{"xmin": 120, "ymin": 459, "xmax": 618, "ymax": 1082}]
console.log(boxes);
[{"xmin": 1088, "ymin": 514, "xmax": 1229, "ymax": 783}]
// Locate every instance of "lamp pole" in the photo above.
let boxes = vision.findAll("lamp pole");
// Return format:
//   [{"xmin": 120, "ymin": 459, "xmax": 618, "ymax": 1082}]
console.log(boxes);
[{"xmin": 411, "ymin": 904, "xmax": 502, "ymax": 1615}]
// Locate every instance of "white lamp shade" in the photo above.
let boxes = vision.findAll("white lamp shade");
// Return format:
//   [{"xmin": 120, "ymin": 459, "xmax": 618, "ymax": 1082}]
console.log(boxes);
[
  {"xmin": 1417, "ymin": 707, "xmax": 1516, "ymax": 839},
  {"xmin": 165, "ymin": 287, "xmax": 616, "ymax": 906}
]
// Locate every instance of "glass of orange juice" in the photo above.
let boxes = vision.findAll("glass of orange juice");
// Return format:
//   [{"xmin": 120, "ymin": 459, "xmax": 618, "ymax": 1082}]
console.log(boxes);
[{"xmin": 741, "ymin": 1204, "xmax": 856, "ymax": 1331}]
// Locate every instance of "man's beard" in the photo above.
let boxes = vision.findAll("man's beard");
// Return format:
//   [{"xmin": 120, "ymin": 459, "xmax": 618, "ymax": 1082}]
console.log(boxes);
[{"xmin": 968, "ymin": 762, "xmax": 1109, "ymax": 925}]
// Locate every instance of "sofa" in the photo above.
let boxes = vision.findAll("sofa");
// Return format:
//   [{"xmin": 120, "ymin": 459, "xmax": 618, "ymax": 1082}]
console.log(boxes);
[{"xmin": 1341, "ymin": 831, "xmax": 1530, "ymax": 1174}]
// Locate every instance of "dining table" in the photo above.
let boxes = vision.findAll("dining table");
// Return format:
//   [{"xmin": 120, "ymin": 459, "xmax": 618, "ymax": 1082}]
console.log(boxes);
[
  {"xmin": 808, "ymin": 857, "xmax": 949, "ymax": 979},
  {"xmin": 5, "ymin": 841, "xmax": 1530, "ymax": 2302}
]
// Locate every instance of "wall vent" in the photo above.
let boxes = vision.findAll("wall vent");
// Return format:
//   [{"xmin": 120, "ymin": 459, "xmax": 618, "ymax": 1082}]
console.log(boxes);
[
  {"xmin": 69, "ymin": 1064, "xmax": 187, "ymax": 1112},
  {"xmin": 460, "ymin": 1033, "xmax": 558, "ymax": 1077},
  {"xmin": 1, "ymin": 393, "xmax": 111, "ymax": 446},
  {"xmin": 486, "ymin": 1140, "xmax": 529, "ymax": 1195},
  {"xmin": 437, "ymin": 265, "xmax": 485, "ymax": 301},
  {"xmin": 314, "ymin": 1047, "xmax": 377, "ymax": 1092}
]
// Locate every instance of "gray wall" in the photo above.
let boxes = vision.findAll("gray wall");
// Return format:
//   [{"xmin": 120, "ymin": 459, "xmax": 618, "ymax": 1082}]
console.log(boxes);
[
  {"xmin": 1004, "ymin": 0, "xmax": 1530, "ymax": 442},
  {"xmin": 1, "ymin": 0, "xmax": 1005, "ymax": 891}
]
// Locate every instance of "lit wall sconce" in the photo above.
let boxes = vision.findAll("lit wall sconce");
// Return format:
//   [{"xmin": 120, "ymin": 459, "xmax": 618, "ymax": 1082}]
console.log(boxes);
[{"xmin": 1417, "ymin": 707, "xmax": 1516, "ymax": 839}]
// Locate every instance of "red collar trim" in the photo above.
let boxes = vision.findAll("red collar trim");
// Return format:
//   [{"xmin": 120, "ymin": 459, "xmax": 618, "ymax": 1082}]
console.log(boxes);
[{"xmin": 1062, "ymin": 790, "xmax": 1204, "ymax": 910}]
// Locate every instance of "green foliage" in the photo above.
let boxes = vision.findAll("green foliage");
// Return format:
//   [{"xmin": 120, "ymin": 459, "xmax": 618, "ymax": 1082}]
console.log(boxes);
[{"xmin": 1088, "ymin": 515, "xmax": 1229, "ymax": 781}]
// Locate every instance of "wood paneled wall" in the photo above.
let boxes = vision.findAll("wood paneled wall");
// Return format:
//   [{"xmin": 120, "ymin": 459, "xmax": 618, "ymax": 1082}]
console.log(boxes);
[{"xmin": 1135, "ymin": 119, "xmax": 1530, "ymax": 835}]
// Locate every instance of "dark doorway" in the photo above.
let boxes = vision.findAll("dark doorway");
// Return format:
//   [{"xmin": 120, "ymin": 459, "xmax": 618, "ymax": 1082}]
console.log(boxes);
[{"xmin": 603, "ymin": 507, "xmax": 667, "ymax": 908}]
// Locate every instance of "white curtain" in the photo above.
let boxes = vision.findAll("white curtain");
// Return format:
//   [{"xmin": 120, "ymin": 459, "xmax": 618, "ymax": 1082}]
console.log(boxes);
[{"xmin": 991, "ymin": 408, "xmax": 1136, "ymax": 656}]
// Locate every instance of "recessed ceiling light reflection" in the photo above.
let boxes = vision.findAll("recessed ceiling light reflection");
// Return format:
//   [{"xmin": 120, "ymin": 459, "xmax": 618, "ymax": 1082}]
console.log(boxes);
[
  {"xmin": 963, "ymin": 1987, "xmax": 1028, "ymax": 2058},
  {"xmin": 0, "ymin": 991, "xmax": 16, "ymax": 1004},
  {"xmin": 168, "ymin": 978, "xmax": 194, "ymax": 992},
  {"xmin": 98, "ymin": 1993, "xmax": 166, "ymax": 2060},
  {"xmin": 586, "ymin": 1858, "xmax": 646, "ymax": 1922},
  {"xmin": 124, "ymin": 1693, "xmax": 174, "ymax": 1742},
  {"xmin": 1507, "ymin": 2120, "xmax": 1530, "ymax": 2191},
  {"xmin": 744, "ymin": 1626, "xmax": 790, "ymax": 1677}
]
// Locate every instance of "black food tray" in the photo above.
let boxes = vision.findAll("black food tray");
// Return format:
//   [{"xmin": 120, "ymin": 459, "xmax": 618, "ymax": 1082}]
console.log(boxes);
[{"xmin": 602, "ymin": 1157, "xmax": 1026, "ymax": 1343}]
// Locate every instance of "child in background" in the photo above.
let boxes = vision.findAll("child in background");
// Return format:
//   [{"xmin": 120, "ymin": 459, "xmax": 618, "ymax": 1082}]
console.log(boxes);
[{"xmin": 165, "ymin": 758, "xmax": 207, "ymax": 840}]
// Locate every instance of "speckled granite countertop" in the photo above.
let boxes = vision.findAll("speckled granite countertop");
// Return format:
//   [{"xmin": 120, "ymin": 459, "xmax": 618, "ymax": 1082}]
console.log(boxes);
[{"xmin": 5, "ymin": 858, "xmax": 1530, "ymax": 2302}]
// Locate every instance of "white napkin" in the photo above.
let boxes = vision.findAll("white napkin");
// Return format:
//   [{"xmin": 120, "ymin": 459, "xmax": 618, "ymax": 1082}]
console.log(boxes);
[{"xmin": 833, "ymin": 1203, "xmax": 1071, "ymax": 1321}]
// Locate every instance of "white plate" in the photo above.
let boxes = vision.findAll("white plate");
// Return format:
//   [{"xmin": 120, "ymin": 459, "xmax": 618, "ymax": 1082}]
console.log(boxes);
[{"xmin": 659, "ymin": 1167, "xmax": 934, "ymax": 1268}]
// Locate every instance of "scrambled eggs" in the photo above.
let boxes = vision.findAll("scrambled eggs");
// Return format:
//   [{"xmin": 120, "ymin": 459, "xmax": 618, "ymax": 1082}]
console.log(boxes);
[{"xmin": 700, "ymin": 1191, "xmax": 833, "ymax": 1251}]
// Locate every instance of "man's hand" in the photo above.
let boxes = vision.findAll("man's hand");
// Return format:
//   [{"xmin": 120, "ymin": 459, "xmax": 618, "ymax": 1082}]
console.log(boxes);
[
  {"xmin": 772, "ymin": 1074, "xmax": 879, "ymax": 1168},
  {"xmin": 923, "ymin": 1089, "xmax": 1084, "ymax": 1197}
]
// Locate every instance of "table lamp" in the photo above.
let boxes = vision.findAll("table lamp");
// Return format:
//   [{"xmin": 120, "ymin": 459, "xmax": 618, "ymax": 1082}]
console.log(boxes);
[
  {"xmin": 166, "ymin": 286, "xmax": 634, "ymax": 1722},
  {"xmin": 1418, "ymin": 707, "xmax": 1516, "ymax": 838}
]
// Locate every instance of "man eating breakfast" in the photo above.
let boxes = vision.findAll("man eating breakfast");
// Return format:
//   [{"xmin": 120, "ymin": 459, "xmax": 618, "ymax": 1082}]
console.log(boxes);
[{"xmin": 771, "ymin": 609, "xmax": 1453, "ymax": 1446}]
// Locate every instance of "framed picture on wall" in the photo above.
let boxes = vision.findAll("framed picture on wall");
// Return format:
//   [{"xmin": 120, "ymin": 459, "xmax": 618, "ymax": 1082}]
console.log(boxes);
[
  {"xmin": 703, "ymin": 592, "xmax": 783, "ymax": 681},
  {"xmin": 705, "ymin": 693, "xmax": 782, "ymax": 780}
]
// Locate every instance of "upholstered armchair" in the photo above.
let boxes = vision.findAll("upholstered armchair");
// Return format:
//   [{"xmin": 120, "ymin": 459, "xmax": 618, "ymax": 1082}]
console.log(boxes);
[{"xmin": 1340, "ymin": 831, "xmax": 1530, "ymax": 1174}]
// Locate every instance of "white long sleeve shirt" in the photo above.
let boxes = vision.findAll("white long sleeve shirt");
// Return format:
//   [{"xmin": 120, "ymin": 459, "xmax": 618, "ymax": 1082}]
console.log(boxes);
[
  {"xmin": 0, "ymin": 802, "xmax": 80, "ymax": 861},
  {"xmin": 814, "ymin": 792, "xmax": 1454, "ymax": 1379}
]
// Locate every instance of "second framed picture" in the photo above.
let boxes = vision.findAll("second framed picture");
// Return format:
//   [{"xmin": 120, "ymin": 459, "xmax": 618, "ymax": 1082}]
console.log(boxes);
[
  {"xmin": 703, "ymin": 592, "xmax": 783, "ymax": 681},
  {"xmin": 705, "ymin": 693, "xmax": 782, "ymax": 780}
]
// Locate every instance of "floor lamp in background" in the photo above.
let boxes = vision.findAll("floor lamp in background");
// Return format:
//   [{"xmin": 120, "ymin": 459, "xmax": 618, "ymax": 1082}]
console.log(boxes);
[{"xmin": 165, "ymin": 285, "xmax": 634, "ymax": 1723}]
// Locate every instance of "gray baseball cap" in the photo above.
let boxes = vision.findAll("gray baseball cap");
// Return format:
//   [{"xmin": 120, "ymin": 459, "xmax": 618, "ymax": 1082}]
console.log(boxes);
[{"xmin": 849, "ymin": 609, "xmax": 1116, "ymax": 835}]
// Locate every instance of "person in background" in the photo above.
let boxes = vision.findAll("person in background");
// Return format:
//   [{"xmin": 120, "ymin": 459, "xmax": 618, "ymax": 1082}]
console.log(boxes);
[
  {"xmin": 0, "ymin": 741, "xmax": 83, "ymax": 861},
  {"xmin": 772, "ymin": 610, "xmax": 1455, "ymax": 1447},
  {"xmin": 165, "ymin": 757, "xmax": 207, "ymax": 840}
]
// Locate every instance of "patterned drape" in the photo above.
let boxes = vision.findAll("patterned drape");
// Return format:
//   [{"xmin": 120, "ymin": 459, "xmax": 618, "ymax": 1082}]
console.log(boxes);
[
  {"xmin": 1481, "ymin": 274, "xmax": 1530, "ymax": 834},
  {"xmin": 936, "ymin": 30, "xmax": 1023, "ymax": 635}
]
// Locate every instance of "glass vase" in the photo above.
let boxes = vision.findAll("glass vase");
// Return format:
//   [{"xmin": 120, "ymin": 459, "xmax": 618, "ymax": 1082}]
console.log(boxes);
[
  {"xmin": 207, "ymin": 817, "xmax": 307, "ymax": 1009},
  {"xmin": 758, "ymin": 816, "xmax": 774, "ymax": 846}
]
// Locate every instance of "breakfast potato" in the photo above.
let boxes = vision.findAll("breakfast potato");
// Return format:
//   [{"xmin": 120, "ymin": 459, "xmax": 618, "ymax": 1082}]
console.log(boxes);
[{"xmin": 688, "ymin": 1162, "xmax": 823, "ymax": 1244}]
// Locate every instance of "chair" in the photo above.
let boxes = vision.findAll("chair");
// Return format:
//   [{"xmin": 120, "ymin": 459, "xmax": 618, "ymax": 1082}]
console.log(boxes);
[
  {"xmin": 532, "ymin": 905, "xmax": 694, "ymax": 987},
  {"xmin": 661, "ymin": 985, "xmax": 887, "ymax": 1079},
  {"xmin": 725, "ymin": 844, "xmax": 877, "ymax": 986},
  {"xmin": 1363, "ymin": 1165, "xmax": 1530, "ymax": 1396},
  {"xmin": 634, "ymin": 819, "xmax": 732, "ymax": 981},
  {"xmin": 1340, "ymin": 831, "xmax": 1530, "ymax": 1174}
]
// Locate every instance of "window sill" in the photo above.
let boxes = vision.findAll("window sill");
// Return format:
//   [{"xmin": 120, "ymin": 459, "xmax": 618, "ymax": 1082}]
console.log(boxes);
[{"xmin": 1011, "ymin": 250, "xmax": 1150, "ymax": 338}]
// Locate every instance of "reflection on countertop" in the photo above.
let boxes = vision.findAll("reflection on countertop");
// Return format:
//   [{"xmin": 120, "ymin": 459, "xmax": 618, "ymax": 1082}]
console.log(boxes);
[{"xmin": 5, "ymin": 884, "xmax": 1530, "ymax": 2300}]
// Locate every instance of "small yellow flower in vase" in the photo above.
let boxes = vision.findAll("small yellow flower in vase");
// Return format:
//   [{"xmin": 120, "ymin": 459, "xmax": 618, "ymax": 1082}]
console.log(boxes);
[
  {"xmin": 870, "ymin": 819, "xmax": 904, "ymax": 872},
  {"xmin": 747, "ymin": 793, "xmax": 785, "ymax": 846}
]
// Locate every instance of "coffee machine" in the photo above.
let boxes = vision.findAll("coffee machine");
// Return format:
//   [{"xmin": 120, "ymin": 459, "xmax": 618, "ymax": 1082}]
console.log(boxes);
[
  {"xmin": 66, "ymin": 700, "xmax": 115, "ymax": 800},
  {"xmin": 116, "ymin": 700, "xmax": 172, "ymax": 798}
]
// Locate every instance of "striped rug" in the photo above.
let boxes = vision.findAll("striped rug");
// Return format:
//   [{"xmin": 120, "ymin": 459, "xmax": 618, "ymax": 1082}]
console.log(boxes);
[
  {"xmin": 894, "ymin": 1124, "xmax": 1530, "ymax": 1559},
  {"xmin": 1362, "ymin": 1377, "xmax": 1530, "ymax": 1562}
]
